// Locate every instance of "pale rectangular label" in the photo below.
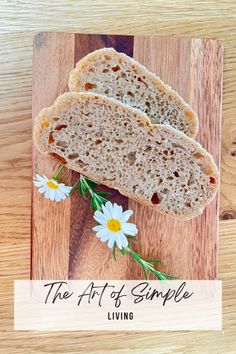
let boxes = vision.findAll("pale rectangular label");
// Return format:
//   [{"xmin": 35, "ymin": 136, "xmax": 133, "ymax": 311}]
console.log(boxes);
[{"xmin": 14, "ymin": 280, "xmax": 222, "ymax": 330}]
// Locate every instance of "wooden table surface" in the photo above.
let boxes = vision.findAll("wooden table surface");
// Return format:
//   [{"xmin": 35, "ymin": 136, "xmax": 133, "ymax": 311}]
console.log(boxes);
[{"xmin": 0, "ymin": 1, "xmax": 236, "ymax": 353}]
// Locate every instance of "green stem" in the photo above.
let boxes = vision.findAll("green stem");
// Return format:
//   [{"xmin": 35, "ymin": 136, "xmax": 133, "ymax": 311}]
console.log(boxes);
[
  {"xmin": 52, "ymin": 164, "xmax": 64, "ymax": 181},
  {"xmin": 122, "ymin": 246, "xmax": 178, "ymax": 281},
  {"xmin": 80, "ymin": 175, "xmax": 93, "ymax": 195},
  {"xmin": 69, "ymin": 178, "xmax": 81, "ymax": 195},
  {"xmin": 80, "ymin": 175, "xmax": 103, "ymax": 209}
]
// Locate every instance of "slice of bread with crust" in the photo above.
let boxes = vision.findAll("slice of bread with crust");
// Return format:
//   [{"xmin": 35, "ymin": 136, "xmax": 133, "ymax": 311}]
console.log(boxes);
[
  {"xmin": 34, "ymin": 92, "xmax": 219, "ymax": 220},
  {"xmin": 68, "ymin": 48, "xmax": 199, "ymax": 138}
]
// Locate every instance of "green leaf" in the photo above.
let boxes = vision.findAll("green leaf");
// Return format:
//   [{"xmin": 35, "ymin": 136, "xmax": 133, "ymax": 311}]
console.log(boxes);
[
  {"xmin": 84, "ymin": 176, "xmax": 100, "ymax": 185},
  {"xmin": 80, "ymin": 182, "xmax": 87, "ymax": 198},
  {"xmin": 84, "ymin": 177, "xmax": 100, "ymax": 190},
  {"xmin": 96, "ymin": 191, "xmax": 111, "ymax": 197},
  {"xmin": 143, "ymin": 268, "xmax": 149, "ymax": 280},
  {"xmin": 119, "ymin": 248, "xmax": 126, "ymax": 256}
]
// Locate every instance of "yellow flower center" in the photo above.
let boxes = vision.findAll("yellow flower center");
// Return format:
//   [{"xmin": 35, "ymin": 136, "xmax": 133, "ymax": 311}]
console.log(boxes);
[
  {"xmin": 46, "ymin": 180, "xmax": 59, "ymax": 190},
  {"xmin": 107, "ymin": 218, "xmax": 121, "ymax": 233}
]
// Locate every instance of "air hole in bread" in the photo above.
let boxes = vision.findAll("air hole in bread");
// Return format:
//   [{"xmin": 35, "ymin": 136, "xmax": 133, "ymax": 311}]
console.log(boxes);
[
  {"xmin": 95, "ymin": 139, "xmax": 102, "ymax": 145},
  {"xmin": 68, "ymin": 153, "xmax": 79, "ymax": 160},
  {"xmin": 87, "ymin": 123, "xmax": 93, "ymax": 128},
  {"xmin": 127, "ymin": 152, "xmax": 136, "ymax": 165},
  {"xmin": 187, "ymin": 172, "xmax": 194, "ymax": 186},
  {"xmin": 56, "ymin": 140, "xmax": 68, "ymax": 148},
  {"xmin": 49, "ymin": 152, "xmax": 67, "ymax": 165},
  {"xmin": 138, "ymin": 122, "xmax": 146, "ymax": 127},
  {"xmin": 163, "ymin": 188, "xmax": 169, "ymax": 194},
  {"xmin": 185, "ymin": 202, "xmax": 191, "ymax": 208},
  {"xmin": 102, "ymin": 68, "xmax": 109, "ymax": 73},
  {"xmin": 137, "ymin": 77, "xmax": 148, "ymax": 86},
  {"xmin": 172, "ymin": 143, "xmax": 185, "ymax": 150},
  {"xmin": 151, "ymin": 192, "xmax": 161, "ymax": 204},
  {"xmin": 112, "ymin": 65, "xmax": 120, "ymax": 72},
  {"xmin": 174, "ymin": 171, "xmax": 179, "ymax": 177},
  {"xmin": 210, "ymin": 177, "xmax": 216, "ymax": 184},
  {"xmin": 115, "ymin": 139, "xmax": 123, "ymax": 144},
  {"xmin": 48, "ymin": 131, "xmax": 54, "ymax": 144},
  {"xmin": 144, "ymin": 146, "xmax": 152, "ymax": 152},
  {"xmin": 193, "ymin": 151, "xmax": 205, "ymax": 159},
  {"xmin": 85, "ymin": 82, "xmax": 97, "ymax": 90},
  {"xmin": 104, "ymin": 55, "xmax": 111, "ymax": 60},
  {"xmin": 55, "ymin": 124, "xmax": 67, "ymax": 131},
  {"xmin": 104, "ymin": 89, "xmax": 109, "ymax": 94},
  {"xmin": 127, "ymin": 91, "xmax": 134, "ymax": 97}
]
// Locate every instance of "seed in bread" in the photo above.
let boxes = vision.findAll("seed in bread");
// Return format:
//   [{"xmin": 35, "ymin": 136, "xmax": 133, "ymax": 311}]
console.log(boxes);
[
  {"xmin": 34, "ymin": 92, "xmax": 219, "ymax": 220},
  {"xmin": 68, "ymin": 48, "xmax": 199, "ymax": 138}
]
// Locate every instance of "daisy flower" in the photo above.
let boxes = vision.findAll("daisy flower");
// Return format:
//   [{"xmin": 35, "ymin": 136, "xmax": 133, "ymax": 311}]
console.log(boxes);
[
  {"xmin": 93, "ymin": 201, "xmax": 138, "ymax": 249},
  {"xmin": 33, "ymin": 174, "xmax": 72, "ymax": 202}
]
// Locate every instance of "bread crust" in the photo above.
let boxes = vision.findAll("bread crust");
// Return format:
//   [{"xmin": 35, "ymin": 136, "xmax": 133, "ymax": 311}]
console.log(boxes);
[
  {"xmin": 69, "ymin": 48, "xmax": 199, "ymax": 139},
  {"xmin": 34, "ymin": 92, "xmax": 219, "ymax": 221}
]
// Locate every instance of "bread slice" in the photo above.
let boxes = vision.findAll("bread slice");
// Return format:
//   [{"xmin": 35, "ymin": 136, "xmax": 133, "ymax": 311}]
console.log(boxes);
[
  {"xmin": 34, "ymin": 92, "xmax": 219, "ymax": 220},
  {"xmin": 68, "ymin": 48, "xmax": 199, "ymax": 138}
]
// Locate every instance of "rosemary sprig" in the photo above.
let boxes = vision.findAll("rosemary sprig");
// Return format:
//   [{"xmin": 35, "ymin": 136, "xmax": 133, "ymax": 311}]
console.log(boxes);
[
  {"xmin": 123, "ymin": 247, "xmax": 178, "ymax": 280},
  {"xmin": 72, "ymin": 174, "xmax": 110, "ymax": 210}
]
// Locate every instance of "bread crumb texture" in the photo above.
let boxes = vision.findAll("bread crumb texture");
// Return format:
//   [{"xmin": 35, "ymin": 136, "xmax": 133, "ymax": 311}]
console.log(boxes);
[
  {"xmin": 69, "ymin": 48, "xmax": 199, "ymax": 138},
  {"xmin": 34, "ymin": 92, "xmax": 219, "ymax": 220}
]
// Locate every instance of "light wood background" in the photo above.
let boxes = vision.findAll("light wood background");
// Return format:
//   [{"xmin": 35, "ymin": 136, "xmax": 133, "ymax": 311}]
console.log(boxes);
[{"xmin": 0, "ymin": 1, "xmax": 236, "ymax": 353}]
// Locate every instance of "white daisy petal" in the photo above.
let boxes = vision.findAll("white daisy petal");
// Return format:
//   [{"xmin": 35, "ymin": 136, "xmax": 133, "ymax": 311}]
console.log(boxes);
[
  {"xmin": 100, "ymin": 232, "xmax": 112, "ymax": 242},
  {"xmin": 107, "ymin": 234, "xmax": 115, "ymax": 248},
  {"xmin": 120, "ymin": 209, "xmax": 133, "ymax": 223},
  {"xmin": 97, "ymin": 228, "xmax": 110, "ymax": 239},
  {"xmin": 33, "ymin": 180, "xmax": 44, "ymax": 187},
  {"xmin": 119, "ymin": 232, "xmax": 128, "ymax": 248},
  {"xmin": 92, "ymin": 225, "xmax": 105, "ymax": 232},
  {"xmin": 38, "ymin": 186, "xmax": 48, "ymax": 194},
  {"xmin": 105, "ymin": 201, "xmax": 114, "ymax": 216},
  {"xmin": 58, "ymin": 191, "xmax": 67, "ymax": 201},
  {"xmin": 55, "ymin": 191, "xmax": 63, "ymax": 202},
  {"xmin": 94, "ymin": 210, "xmax": 108, "ymax": 224},
  {"xmin": 35, "ymin": 174, "xmax": 47, "ymax": 182},
  {"xmin": 62, "ymin": 186, "xmax": 72, "ymax": 195},
  {"xmin": 115, "ymin": 232, "xmax": 123, "ymax": 249},
  {"xmin": 44, "ymin": 189, "xmax": 51, "ymax": 199},
  {"xmin": 102, "ymin": 203, "xmax": 112, "ymax": 219},
  {"xmin": 49, "ymin": 189, "xmax": 56, "ymax": 201},
  {"xmin": 121, "ymin": 222, "xmax": 138, "ymax": 236},
  {"xmin": 112, "ymin": 203, "xmax": 123, "ymax": 219}
]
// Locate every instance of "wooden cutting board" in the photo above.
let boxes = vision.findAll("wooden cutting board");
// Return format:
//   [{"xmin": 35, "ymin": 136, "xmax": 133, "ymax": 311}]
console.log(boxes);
[{"xmin": 31, "ymin": 33, "xmax": 223, "ymax": 280}]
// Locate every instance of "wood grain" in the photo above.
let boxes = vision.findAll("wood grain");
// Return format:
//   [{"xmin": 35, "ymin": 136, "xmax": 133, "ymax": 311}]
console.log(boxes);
[
  {"xmin": 31, "ymin": 33, "xmax": 222, "ymax": 281},
  {"xmin": 128, "ymin": 36, "xmax": 223, "ymax": 279},
  {"xmin": 31, "ymin": 33, "xmax": 75, "ymax": 279},
  {"xmin": 0, "ymin": 1, "xmax": 236, "ymax": 353}
]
